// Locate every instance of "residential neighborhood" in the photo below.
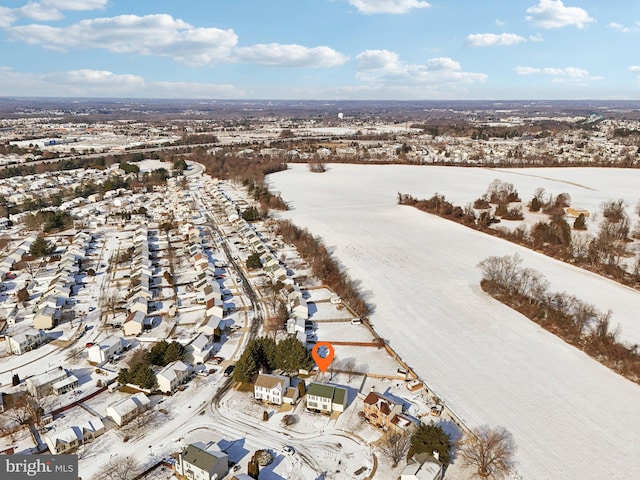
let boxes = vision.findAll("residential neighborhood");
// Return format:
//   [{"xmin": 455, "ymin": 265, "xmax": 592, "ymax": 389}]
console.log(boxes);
[{"xmin": 1, "ymin": 100, "xmax": 640, "ymax": 480}]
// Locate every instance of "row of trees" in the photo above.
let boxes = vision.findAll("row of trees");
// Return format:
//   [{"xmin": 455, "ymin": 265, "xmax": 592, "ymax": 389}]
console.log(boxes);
[
  {"xmin": 277, "ymin": 219, "xmax": 370, "ymax": 317},
  {"xmin": 401, "ymin": 184, "xmax": 640, "ymax": 289},
  {"xmin": 233, "ymin": 336, "xmax": 313, "ymax": 383},
  {"xmin": 478, "ymin": 254, "xmax": 640, "ymax": 383}
]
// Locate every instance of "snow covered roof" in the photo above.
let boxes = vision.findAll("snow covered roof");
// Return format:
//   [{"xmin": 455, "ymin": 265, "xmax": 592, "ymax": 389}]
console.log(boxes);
[{"xmin": 181, "ymin": 443, "xmax": 227, "ymax": 473}]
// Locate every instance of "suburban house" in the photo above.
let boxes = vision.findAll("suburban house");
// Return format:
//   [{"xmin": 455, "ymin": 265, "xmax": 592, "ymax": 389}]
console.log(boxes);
[
  {"xmin": 123, "ymin": 310, "xmax": 147, "ymax": 336},
  {"xmin": 306, "ymin": 382, "xmax": 348, "ymax": 414},
  {"xmin": 187, "ymin": 333, "xmax": 214, "ymax": 364},
  {"xmin": 26, "ymin": 367, "xmax": 70, "ymax": 398},
  {"xmin": 362, "ymin": 391, "xmax": 405, "ymax": 431},
  {"xmin": 157, "ymin": 360, "xmax": 192, "ymax": 393},
  {"xmin": 400, "ymin": 452, "xmax": 443, "ymax": 480},
  {"xmin": 32, "ymin": 305, "xmax": 60, "ymax": 330},
  {"xmin": 51, "ymin": 374, "xmax": 79, "ymax": 395},
  {"xmin": 198, "ymin": 315, "xmax": 222, "ymax": 339},
  {"xmin": 176, "ymin": 442, "xmax": 229, "ymax": 480},
  {"xmin": 44, "ymin": 418, "xmax": 105, "ymax": 454},
  {"xmin": 205, "ymin": 298, "xmax": 224, "ymax": 318},
  {"xmin": 6, "ymin": 329, "xmax": 48, "ymax": 355},
  {"xmin": 106, "ymin": 392, "xmax": 150, "ymax": 426},
  {"xmin": 254, "ymin": 374, "xmax": 290, "ymax": 405},
  {"xmin": 128, "ymin": 294, "xmax": 148, "ymax": 314},
  {"xmin": 87, "ymin": 336, "xmax": 126, "ymax": 364}
]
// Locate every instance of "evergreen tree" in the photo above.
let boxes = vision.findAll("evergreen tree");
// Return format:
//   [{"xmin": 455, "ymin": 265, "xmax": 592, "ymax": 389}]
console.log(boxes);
[
  {"xmin": 529, "ymin": 197, "xmax": 541, "ymax": 212},
  {"xmin": 408, "ymin": 424, "xmax": 452, "ymax": 464},
  {"xmin": 254, "ymin": 336, "xmax": 276, "ymax": 371},
  {"xmin": 29, "ymin": 235, "xmax": 54, "ymax": 257},
  {"xmin": 573, "ymin": 213, "xmax": 587, "ymax": 230},
  {"xmin": 245, "ymin": 252, "xmax": 263, "ymax": 270},
  {"xmin": 164, "ymin": 341, "xmax": 186, "ymax": 364},
  {"xmin": 233, "ymin": 348, "xmax": 258, "ymax": 383},
  {"xmin": 150, "ymin": 340, "xmax": 169, "ymax": 366},
  {"xmin": 274, "ymin": 336, "xmax": 313, "ymax": 373}
]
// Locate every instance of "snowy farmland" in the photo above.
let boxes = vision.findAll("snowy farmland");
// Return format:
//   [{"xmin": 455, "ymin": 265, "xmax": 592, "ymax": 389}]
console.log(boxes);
[{"xmin": 270, "ymin": 164, "xmax": 640, "ymax": 480}]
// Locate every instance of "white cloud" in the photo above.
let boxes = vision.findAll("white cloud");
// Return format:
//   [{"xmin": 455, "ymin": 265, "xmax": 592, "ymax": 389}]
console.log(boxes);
[
  {"xmin": 0, "ymin": 7, "xmax": 17, "ymax": 28},
  {"xmin": 234, "ymin": 44, "xmax": 348, "ymax": 68},
  {"xmin": 608, "ymin": 22, "xmax": 630, "ymax": 32},
  {"xmin": 0, "ymin": 0, "xmax": 108, "ymax": 26},
  {"xmin": 526, "ymin": 0, "xmax": 594, "ymax": 29},
  {"xmin": 0, "ymin": 66, "xmax": 244, "ymax": 98},
  {"xmin": 16, "ymin": 2, "xmax": 63, "ymax": 21},
  {"xmin": 60, "ymin": 69, "xmax": 144, "ymax": 86},
  {"xmin": 356, "ymin": 50, "xmax": 486, "ymax": 86},
  {"xmin": 515, "ymin": 66, "xmax": 590, "ymax": 79},
  {"xmin": 495, "ymin": 19, "xmax": 506, "ymax": 27},
  {"xmin": 630, "ymin": 66, "xmax": 640, "ymax": 79},
  {"xmin": 466, "ymin": 33, "xmax": 526, "ymax": 47},
  {"xmin": 42, "ymin": 0, "xmax": 109, "ymax": 10},
  {"xmin": 608, "ymin": 22, "xmax": 639, "ymax": 33},
  {"xmin": 347, "ymin": 0, "xmax": 430, "ymax": 15},
  {"xmin": 7, "ymin": 14, "xmax": 347, "ymax": 68},
  {"xmin": 8, "ymin": 14, "xmax": 240, "ymax": 65},
  {"xmin": 529, "ymin": 33, "xmax": 544, "ymax": 42}
]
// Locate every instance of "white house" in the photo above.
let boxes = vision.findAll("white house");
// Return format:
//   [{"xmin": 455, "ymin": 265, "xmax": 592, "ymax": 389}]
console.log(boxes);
[
  {"xmin": 6, "ymin": 329, "xmax": 47, "ymax": 355},
  {"xmin": 198, "ymin": 315, "xmax": 222, "ymax": 338},
  {"xmin": 106, "ymin": 392, "xmax": 150, "ymax": 426},
  {"xmin": 51, "ymin": 375, "xmax": 79, "ymax": 395},
  {"xmin": 157, "ymin": 360, "xmax": 192, "ymax": 393},
  {"xmin": 306, "ymin": 383, "xmax": 348, "ymax": 414},
  {"xmin": 187, "ymin": 333, "xmax": 213, "ymax": 365},
  {"xmin": 176, "ymin": 442, "xmax": 228, "ymax": 480},
  {"xmin": 87, "ymin": 336, "xmax": 126, "ymax": 364},
  {"xmin": 253, "ymin": 374, "xmax": 290, "ymax": 405},
  {"xmin": 26, "ymin": 367, "xmax": 69, "ymax": 398},
  {"xmin": 44, "ymin": 418, "xmax": 105, "ymax": 454}
]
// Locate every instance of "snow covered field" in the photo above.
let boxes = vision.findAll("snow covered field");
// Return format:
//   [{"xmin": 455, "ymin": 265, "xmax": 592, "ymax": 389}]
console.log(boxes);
[{"xmin": 270, "ymin": 164, "xmax": 640, "ymax": 480}]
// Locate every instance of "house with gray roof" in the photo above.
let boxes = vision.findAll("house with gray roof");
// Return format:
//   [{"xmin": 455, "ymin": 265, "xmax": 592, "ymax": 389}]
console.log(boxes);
[{"xmin": 176, "ymin": 442, "xmax": 228, "ymax": 480}]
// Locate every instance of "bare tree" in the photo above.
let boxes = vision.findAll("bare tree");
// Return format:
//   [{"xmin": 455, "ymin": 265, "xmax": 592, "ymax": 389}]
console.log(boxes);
[
  {"xmin": 341, "ymin": 357, "xmax": 357, "ymax": 381},
  {"xmin": 379, "ymin": 432, "xmax": 412, "ymax": 468},
  {"xmin": 67, "ymin": 346, "xmax": 84, "ymax": 365},
  {"xmin": 96, "ymin": 455, "xmax": 139, "ymax": 480},
  {"xmin": 459, "ymin": 426, "xmax": 516, "ymax": 479},
  {"xmin": 5, "ymin": 393, "xmax": 47, "ymax": 426}
]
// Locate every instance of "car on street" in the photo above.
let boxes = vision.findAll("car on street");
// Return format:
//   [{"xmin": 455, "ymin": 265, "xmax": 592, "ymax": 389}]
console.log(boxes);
[{"xmin": 223, "ymin": 365, "xmax": 235, "ymax": 377}]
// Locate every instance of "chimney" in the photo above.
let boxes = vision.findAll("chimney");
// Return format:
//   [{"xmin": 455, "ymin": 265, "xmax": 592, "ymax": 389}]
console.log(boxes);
[{"xmin": 432, "ymin": 450, "xmax": 440, "ymax": 461}]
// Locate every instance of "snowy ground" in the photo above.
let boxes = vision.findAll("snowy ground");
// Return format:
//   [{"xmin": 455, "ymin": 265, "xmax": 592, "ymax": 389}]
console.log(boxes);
[{"xmin": 270, "ymin": 164, "xmax": 640, "ymax": 480}]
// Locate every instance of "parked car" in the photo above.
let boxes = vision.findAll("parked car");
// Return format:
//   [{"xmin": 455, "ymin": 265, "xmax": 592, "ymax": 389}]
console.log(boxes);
[
  {"xmin": 281, "ymin": 445, "xmax": 295, "ymax": 456},
  {"xmin": 210, "ymin": 356, "xmax": 224, "ymax": 364},
  {"xmin": 223, "ymin": 365, "xmax": 235, "ymax": 377}
]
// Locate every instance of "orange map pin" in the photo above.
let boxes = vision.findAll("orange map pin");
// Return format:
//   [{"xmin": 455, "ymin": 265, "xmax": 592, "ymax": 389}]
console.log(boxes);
[{"xmin": 311, "ymin": 342, "xmax": 335, "ymax": 372}]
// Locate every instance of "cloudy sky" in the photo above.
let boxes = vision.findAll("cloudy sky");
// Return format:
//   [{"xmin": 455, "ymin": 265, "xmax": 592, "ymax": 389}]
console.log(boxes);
[{"xmin": 0, "ymin": 0, "xmax": 638, "ymax": 99}]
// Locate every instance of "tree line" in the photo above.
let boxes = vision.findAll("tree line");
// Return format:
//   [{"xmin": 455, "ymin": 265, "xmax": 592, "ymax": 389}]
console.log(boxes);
[
  {"xmin": 478, "ymin": 254, "xmax": 640, "ymax": 384},
  {"xmin": 399, "ymin": 181, "xmax": 640, "ymax": 290},
  {"xmin": 276, "ymin": 219, "xmax": 370, "ymax": 317}
]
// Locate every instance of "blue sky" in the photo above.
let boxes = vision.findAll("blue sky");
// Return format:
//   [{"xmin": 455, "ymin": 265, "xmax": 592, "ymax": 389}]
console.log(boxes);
[{"xmin": 0, "ymin": 0, "xmax": 638, "ymax": 99}]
